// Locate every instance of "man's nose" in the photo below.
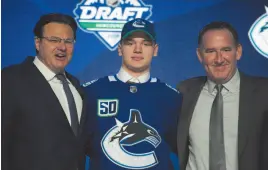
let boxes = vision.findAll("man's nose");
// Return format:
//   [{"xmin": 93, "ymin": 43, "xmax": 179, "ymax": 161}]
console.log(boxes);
[
  {"xmin": 134, "ymin": 43, "xmax": 142, "ymax": 53},
  {"xmin": 57, "ymin": 40, "xmax": 67, "ymax": 51},
  {"xmin": 215, "ymin": 51, "xmax": 224, "ymax": 63}
]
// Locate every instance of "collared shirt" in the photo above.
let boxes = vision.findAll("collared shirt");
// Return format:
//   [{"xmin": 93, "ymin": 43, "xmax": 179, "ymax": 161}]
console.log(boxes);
[
  {"xmin": 116, "ymin": 67, "xmax": 150, "ymax": 83},
  {"xmin": 187, "ymin": 70, "xmax": 240, "ymax": 170},
  {"xmin": 33, "ymin": 57, "xmax": 82, "ymax": 124}
]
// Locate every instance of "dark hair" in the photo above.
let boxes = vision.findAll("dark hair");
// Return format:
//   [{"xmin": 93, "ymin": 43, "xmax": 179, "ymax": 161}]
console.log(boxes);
[
  {"xmin": 198, "ymin": 21, "xmax": 239, "ymax": 47},
  {"xmin": 33, "ymin": 13, "xmax": 77, "ymax": 39}
]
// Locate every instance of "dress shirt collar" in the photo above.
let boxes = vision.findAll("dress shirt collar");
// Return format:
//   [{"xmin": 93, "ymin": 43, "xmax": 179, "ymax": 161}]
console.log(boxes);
[
  {"xmin": 206, "ymin": 69, "xmax": 240, "ymax": 94},
  {"xmin": 116, "ymin": 67, "xmax": 150, "ymax": 83},
  {"xmin": 33, "ymin": 56, "xmax": 66, "ymax": 82}
]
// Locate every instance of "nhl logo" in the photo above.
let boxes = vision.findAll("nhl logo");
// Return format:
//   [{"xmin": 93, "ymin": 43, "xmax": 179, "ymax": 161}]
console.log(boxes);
[{"xmin": 129, "ymin": 86, "xmax": 137, "ymax": 93}]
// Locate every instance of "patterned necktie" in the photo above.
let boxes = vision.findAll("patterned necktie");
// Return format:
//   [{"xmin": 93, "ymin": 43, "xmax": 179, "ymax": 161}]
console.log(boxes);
[
  {"xmin": 209, "ymin": 84, "xmax": 226, "ymax": 170},
  {"xmin": 56, "ymin": 74, "xmax": 79, "ymax": 136}
]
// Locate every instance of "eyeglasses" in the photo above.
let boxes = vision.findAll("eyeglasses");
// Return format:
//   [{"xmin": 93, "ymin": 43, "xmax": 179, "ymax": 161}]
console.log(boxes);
[{"xmin": 39, "ymin": 36, "xmax": 76, "ymax": 46}]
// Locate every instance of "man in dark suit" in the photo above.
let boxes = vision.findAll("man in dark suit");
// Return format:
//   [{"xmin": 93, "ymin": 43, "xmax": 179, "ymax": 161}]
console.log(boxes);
[
  {"xmin": 261, "ymin": 110, "xmax": 268, "ymax": 170},
  {"xmin": 176, "ymin": 21, "xmax": 268, "ymax": 170},
  {"xmin": 2, "ymin": 13, "xmax": 88, "ymax": 170}
]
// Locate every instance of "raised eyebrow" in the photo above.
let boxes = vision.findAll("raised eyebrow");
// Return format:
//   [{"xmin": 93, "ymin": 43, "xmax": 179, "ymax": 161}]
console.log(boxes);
[
  {"xmin": 65, "ymin": 38, "xmax": 75, "ymax": 41},
  {"xmin": 204, "ymin": 48, "xmax": 216, "ymax": 51},
  {"xmin": 124, "ymin": 38, "xmax": 133, "ymax": 42},
  {"xmin": 49, "ymin": 36, "xmax": 61, "ymax": 39},
  {"xmin": 122, "ymin": 39, "xmax": 134, "ymax": 44},
  {"xmin": 48, "ymin": 36, "xmax": 73, "ymax": 40},
  {"xmin": 143, "ymin": 39, "xmax": 153, "ymax": 43},
  {"xmin": 221, "ymin": 47, "xmax": 232, "ymax": 50}
]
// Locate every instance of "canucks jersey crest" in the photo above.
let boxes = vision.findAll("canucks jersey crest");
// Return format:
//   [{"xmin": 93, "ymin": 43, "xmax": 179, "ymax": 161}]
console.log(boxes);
[{"xmin": 101, "ymin": 109, "xmax": 161, "ymax": 169}]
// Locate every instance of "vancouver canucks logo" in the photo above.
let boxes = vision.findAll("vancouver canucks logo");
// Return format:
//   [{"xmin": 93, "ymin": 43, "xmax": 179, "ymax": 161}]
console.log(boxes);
[
  {"xmin": 101, "ymin": 109, "xmax": 161, "ymax": 169},
  {"xmin": 73, "ymin": 0, "xmax": 153, "ymax": 51},
  {"xmin": 248, "ymin": 6, "xmax": 268, "ymax": 59},
  {"xmin": 132, "ymin": 20, "xmax": 146, "ymax": 28}
]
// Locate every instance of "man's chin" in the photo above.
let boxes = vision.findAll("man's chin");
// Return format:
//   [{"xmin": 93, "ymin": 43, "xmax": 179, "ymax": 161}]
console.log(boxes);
[
  {"xmin": 210, "ymin": 76, "xmax": 231, "ymax": 84},
  {"xmin": 128, "ymin": 65, "xmax": 149, "ymax": 73},
  {"xmin": 50, "ymin": 66, "xmax": 66, "ymax": 74},
  {"xmin": 207, "ymin": 72, "xmax": 229, "ymax": 83}
]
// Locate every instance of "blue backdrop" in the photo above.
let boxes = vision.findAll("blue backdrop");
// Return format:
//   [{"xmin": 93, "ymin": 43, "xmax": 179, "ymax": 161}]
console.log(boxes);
[{"xmin": 2, "ymin": 0, "xmax": 268, "ymax": 169}]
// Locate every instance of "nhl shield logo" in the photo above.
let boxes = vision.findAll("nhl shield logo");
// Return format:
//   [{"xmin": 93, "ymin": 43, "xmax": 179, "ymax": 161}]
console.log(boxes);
[
  {"xmin": 73, "ymin": 0, "xmax": 153, "ymax": 51},
  {"xmin": 248, "ymin": 6, "xmax": 268, "ymax": 59}
]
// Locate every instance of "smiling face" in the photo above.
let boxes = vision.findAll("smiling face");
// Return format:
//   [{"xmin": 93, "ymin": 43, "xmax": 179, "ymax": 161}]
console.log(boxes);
[
  {"xmin": 118, "ymin": 31, "xmax": 158, "ymax": 77},
  {"xmin": 34, "ymin": 22, "xmax": 75, "ymax": 73},
  {"xmin": 197, "ymin": 29, "xmax": 242, "ymax": 84}
]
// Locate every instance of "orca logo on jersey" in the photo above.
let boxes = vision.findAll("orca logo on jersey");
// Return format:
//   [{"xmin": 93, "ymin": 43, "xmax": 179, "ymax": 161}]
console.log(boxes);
[{"xmin": 101, "ymin": 109, "xmax": 161, "ymax": 169}]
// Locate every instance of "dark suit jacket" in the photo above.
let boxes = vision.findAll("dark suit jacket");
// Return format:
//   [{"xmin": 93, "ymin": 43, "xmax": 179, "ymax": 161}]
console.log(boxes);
[
  {"xmin": 2, "ymin": 57, "xmax": 88, "ymax": 170},
  {"xmin": 260, "ymin": 107, "xmax": 268, "ymax": 170},
  {"xmin": 176, "ymin": 72, "xmax": 268, "ymax": 170}
]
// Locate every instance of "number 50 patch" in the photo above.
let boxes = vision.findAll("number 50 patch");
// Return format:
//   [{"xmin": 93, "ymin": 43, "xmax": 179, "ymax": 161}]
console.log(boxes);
[{"xmin": 98, "ymin": 99, "xmax": 119, "ymax": 117}]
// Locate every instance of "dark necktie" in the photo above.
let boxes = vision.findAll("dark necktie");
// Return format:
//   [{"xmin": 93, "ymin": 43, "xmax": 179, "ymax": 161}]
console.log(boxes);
[
  {"xmin": 209, "ymin": 84, "xmax": 226, "ymax": 170},
  {"xmin": 56, "ymin": 74, "xmax": 79, "ymax": 136}
]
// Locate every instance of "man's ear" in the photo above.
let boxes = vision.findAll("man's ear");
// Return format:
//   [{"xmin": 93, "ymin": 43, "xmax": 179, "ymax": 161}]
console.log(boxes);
[
  {"xmin": 236, "ymin": 44, "xmax": 242, "ymax": 61},
  {"xmin": 196, "ymin": 47, "xmax": 203, "ymax": 64},
  {"xmin": 118, "ymin": 43, "xmax": 123, "ymax": 56},
  {"xmin": 153, "ymin": 44, "xmax": 159, "ymax": 57},
  {"xmin": 34, "ymin": 36, "xmax": 41, "ymax": 51}
]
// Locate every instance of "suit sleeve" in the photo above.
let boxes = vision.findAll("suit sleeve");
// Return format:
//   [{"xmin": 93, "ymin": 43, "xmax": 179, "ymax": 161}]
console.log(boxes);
[
  {"xmin": 1, "ymin": 68, "xmax": 17, "ymax": 170},
  {"xmin": 260, "ymin": 110, "xmax": 268, "ymax": 170},
  {"xmin": 165, "ymin": 92, "xmax": 182, "ymax": 155},
  {"xmin": 259, "ymin": 78, "xmax": 268, "ymax": 170}
]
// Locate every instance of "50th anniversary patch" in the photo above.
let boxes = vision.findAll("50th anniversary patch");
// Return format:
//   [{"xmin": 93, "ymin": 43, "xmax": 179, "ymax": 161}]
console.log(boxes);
[{"xmin": 73, "ymin": 0, "xmax": 153, "ymax": 51}]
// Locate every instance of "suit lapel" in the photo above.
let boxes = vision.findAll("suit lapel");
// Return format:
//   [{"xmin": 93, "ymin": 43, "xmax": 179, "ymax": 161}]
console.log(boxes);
[
  {"xmin": 23, "ymin": 57, "xmax": 78, "ymax": 137},
  {"xmin": 238, "ymin": 73, "xmax": 256, "ymax": 157},
  {"xmin": 177, "ymin": 77, "xmax": 206, "ymax": 168},
  {"xmin": 78, "ymin": 95, "xmax": 87, "ymax": 136}
]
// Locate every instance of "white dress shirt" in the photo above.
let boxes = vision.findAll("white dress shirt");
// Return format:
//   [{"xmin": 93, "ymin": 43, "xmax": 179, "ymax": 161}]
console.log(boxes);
[
  {"xmin": 33, "ymin": 57, "xmax": 82, "ymax": 124},
  {"xmin": 116, "ymin": 67, "xmax": 150, "ymax": 83},
  {"xmin": 186, "ymin": 70, "xmax": 240, "ymax": 170}
]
